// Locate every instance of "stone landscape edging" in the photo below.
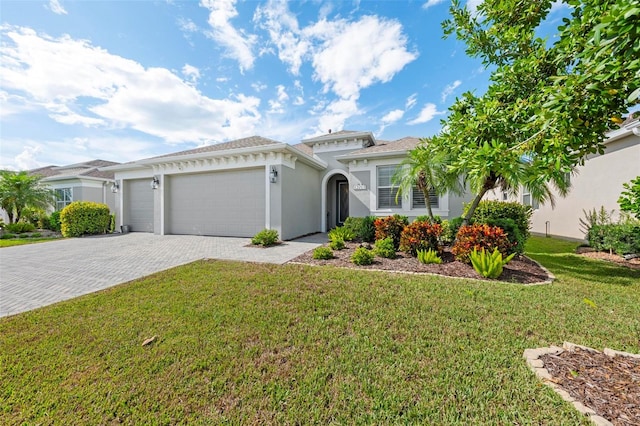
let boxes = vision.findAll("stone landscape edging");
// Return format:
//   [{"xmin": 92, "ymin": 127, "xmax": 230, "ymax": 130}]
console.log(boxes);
[{"xmin": 523, "ymin": 341, "xmax": 640, "ymax": 426}]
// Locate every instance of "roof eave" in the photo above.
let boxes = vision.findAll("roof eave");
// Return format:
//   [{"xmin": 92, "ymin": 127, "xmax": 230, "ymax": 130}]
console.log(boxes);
[
  {"xmin": 336, "ymin": 149, "xmax": 411, "ymax": 162},
  {"xmin": 605, "ymin": 119, "xmax": 640, "ymax": 143},
  {"xmin": 301, "ymin": 131, "xmax": 375, "ymax": 146}
]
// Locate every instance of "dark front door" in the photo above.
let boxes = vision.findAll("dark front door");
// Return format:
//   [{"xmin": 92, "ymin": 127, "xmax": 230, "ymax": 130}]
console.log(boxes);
[{"xmin": 337, "ymin": 180, "xmax": 349, "ymax": 226}]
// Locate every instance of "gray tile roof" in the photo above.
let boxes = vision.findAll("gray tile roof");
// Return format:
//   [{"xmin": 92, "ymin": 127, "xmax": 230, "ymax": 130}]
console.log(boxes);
[
  {"xmin": 290, "ymin": 143, "xmax": 314, "ymax": 156},
  {"xmin": 150, "ymin": 135, "xmax": 282, "ymax": 160},
  {"xmin": 346, "ymin": 136, "xmax": 422, "ymax": 156},
  {"xmin": 29, "ymin": 160, "xmax": 119, "ymax": 180}
]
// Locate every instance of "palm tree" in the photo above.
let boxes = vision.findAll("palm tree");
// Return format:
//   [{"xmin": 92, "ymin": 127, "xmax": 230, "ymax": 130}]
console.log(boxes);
[
  {"xmin": 392, "ymin": 139, "xmax": 464, "ymax": 220},
  {"xmin": 0, "ymin": 171, "xmax": 54, "ymax": 224}
]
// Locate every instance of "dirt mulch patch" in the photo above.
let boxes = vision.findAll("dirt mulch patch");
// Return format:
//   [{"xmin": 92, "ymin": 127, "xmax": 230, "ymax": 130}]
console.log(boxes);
[
  {"xmin": 576, "ymin": 247, "xmax": 640, "ymax": 270},
  {"xmin": 290, "ymin": 241, "xmax": 550, "ymax": 284},
  {"xmin": 540, "ymin": 348, "xmax": 640, "ymax": 425}
]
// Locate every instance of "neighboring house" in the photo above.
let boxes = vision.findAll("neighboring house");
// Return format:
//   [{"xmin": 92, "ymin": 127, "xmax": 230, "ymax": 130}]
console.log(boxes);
[
  {"xmin": 487, "ymin": 116, "xmax": 640, "ymax": 240},
  {"xmin": 30, "ymin": 159, "xmax": 119, "ymax": 213},
  {"xmin": 102, "ymin": 131, "xmax": 474, "ymax": 240}
]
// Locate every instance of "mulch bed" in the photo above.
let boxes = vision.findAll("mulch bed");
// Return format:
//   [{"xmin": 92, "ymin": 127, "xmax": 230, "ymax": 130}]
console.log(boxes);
[
  {"xmin": 290, "ymin": 241, "xmax": 550, "ymax": 284},
  {"xmin": 540, "ymin": 349, "xmax": 640, "ymax": 426},
  {"xmin": 576, "ymin": 247, "xmax": 640, "ymax": 270}
]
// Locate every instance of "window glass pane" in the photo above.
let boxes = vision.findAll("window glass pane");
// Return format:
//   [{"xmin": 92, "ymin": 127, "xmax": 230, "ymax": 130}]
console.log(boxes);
[
  {"xmin": 55, "ymin": 188, "xmax": 72, "ymax": 211},
  {"xmin": 523, "ymin": 193, "xmax": 531, "ymax": 206},
  {"xmin": 377, "ymin": 165, "xmax": 395, "ymax": 187},
  {"xmin": 412, "ymin": 187, "xmax": 439, "ymax": 209},
  {"xmin": 378, "ymin": 187, "xmax": 400, "ymax": 209}
]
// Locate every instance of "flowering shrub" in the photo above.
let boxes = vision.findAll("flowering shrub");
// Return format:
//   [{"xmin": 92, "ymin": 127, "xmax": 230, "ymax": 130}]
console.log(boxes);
[
  {"xmin": 374, "ymin": 215, "xmax": 408, "ymax": 250},
  {"xmin": 399, "ymin": 221, "xmax": 443, "ymax": 256},
  {"xmin": 452, "ymin": 224, "xmax": 512, "ymax": 263}
]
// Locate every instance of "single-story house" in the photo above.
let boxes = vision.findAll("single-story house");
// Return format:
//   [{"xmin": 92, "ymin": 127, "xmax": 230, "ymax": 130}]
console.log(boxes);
[
  {"xmin": 103, "ymin": 131, "xmax": 474, "ymax": 240},
  {"xmin": 487, "ymin": 115, "xmax": 640, "ymax": 240},
  {"xmin": 1, "ymin": 159, "xmax": 119, "ymax": 223}
]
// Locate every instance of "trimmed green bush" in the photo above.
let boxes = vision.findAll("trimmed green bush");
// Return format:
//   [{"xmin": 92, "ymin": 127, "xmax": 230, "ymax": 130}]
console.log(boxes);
[
  {"xmin": 31, "ymin": 232, "xmax": 42, "ymax": 238},
  {"xmin": 417, "ymin": 249, "xmax": 442, "ymax": 264},
  {"xmin": 251, "ymin": 229, "xmax": 279, "ymax": 247},
  {"xmin": 329, "ymin": 239, "xmax": 345, "ymax": 250},
  {"xmin": 1, "ymin": 233, "xmax": 17, "ymax": 239},
  {"xmin": 374, "ymin": 215, "xmax": 408, "ymax": 250},
  {"xmin": 343, "ymin": 216, "xmax": 376, "ymax": 242},
  {"xmin": 60, "ymin": 202, "xmax": 112, "ymax": 238},
  {"xmin": 469, "ymin": 200, "xmax": 532, "ymax": 240},
  {"xmin": 351, "ymin": 247, "xmax": 374, "ymax": 265},
  {"xmin": 5, "ymin": 222, "xmax": 36, "ymax": 233},
  {"xmin": 328, "ymin": 226, "xmax": 355, "ymax": 242},
  {"xmin": 447, "ymin": 217, "xmax": 466, "ymax": 242},
  {"xmin": 312, "ymin": 247, "xmax": 334, "ymax": 260},
  {"xmin": 374, "ymin": 237, "xmax": 396, "ymax": 259},
  {"xmin": 588, "ymin": 223, "xmax": 640, "ymax": 255},
  {"xmin": 49, "ymin": 211, "xmax": 61, "ymax": 232}
]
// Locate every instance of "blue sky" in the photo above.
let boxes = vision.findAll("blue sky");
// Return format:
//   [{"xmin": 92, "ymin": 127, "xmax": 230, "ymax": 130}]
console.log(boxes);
[{"xmin": 1, "ymin": 0, "xmax": 569, "ymax": 170}]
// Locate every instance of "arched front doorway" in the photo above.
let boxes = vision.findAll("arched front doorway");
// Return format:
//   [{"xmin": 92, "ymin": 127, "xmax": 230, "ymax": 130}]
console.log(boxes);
[{"xmin": 321, "ymin": 170, "xmax": 349, "ymax": 232}]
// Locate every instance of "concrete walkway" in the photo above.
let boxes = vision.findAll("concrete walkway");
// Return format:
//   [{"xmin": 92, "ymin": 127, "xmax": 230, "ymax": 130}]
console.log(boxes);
[{"xmin": 0, "ymin": 232, "xmax": 325, "ymax": 318}]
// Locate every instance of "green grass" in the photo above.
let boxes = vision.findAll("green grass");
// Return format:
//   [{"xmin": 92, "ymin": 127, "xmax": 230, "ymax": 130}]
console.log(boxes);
[
  {"xmin": 1, "ymin": 236, "xmax": 638, "ymax": 424},
  {"xmin": 0, "ymin": 237, "xmax": 61, "ymax": 248}
]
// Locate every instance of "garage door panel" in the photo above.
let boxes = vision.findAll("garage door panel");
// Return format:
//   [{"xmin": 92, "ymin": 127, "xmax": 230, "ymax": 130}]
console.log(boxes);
[
  {"xmin": 169, "ymin": 169, "xmax": 265, "ymax": 237},
  {"xmin": 125, "ymin": 179, "xmax": 154, "ymax": 232}
]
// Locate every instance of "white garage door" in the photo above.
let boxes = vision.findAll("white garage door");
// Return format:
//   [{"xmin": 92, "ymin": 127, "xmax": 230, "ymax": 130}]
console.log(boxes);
[
  {"xmin": 125, "ymin": 179, "xmax": 154, "ymax": 232},
  {"xmin": 168, "ymin": 168, "xmax": 265, "ymax": 237}
]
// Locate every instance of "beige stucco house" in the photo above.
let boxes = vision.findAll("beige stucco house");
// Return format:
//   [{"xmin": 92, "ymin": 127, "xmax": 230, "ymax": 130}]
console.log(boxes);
[
  {"xmin": 487, "ymin": 116, "xmax": 640, "ymax": 240},
  {"xmin": 103, "ymin": 131, "xmax": 474, "ymax": 240}
]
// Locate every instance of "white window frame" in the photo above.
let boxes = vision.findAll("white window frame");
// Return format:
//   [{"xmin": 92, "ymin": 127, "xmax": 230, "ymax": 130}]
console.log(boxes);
[
  {"xmin": 55, "ymin": 188, "xmax": 73, "ymax": 211},
  {"xmin": 522, "ymin": 189, "xmax": 539, "ymax": 210},
  {"xmin": 377, "ymin": 165, "xmax": 401, "ymax": 209}
]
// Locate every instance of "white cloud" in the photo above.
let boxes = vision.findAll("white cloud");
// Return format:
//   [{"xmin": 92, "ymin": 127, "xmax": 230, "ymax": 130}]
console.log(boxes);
[
  {"xmin": 251, "ymin": 82, "xmax": 267, "ymax": 92},
  {"xmin": 182, "ymin": 64, "xmax": 201, "ymax": 84},
  {"xmin": 15, "ymin": 146, "xmax": 43, "ymax": 170},
  {"xmin": 382, "ymin": 109, "xmax": 404, "ymax": 124},
  {"xmin": 1, "ymin": 25, "xmax": 262, "ymax": 144},
  {"xmin": 47, "ymin": 0, "xmax": 67, "ymax": 15},
  {"xmin": 178, "ymin": 17, "xmax": 198, "ymax": 33},
  {"xmin": 293, "ymin": 80, "xmax": 304, "ymax": 105},
  {"xmin": 276, "ymin": 84, "xmax": 289, "ymax": 102},
  {"xmin": 466, "ymin": 0, "xmax": 483, "ymax": 16},
  {"xmin": 311, "ymin": 97, "xmax": 361, "ymax": 136},
  {"xmin": 216, "ymin": 76, "xmax": 229, "ymax": 82},
  {"xmin": 407, "ymin": 103, "xmax": 444, "ymax": 125},
  {"xmin": 200, "ymin": 0, "xmax": 256, "ymax": 72},
  {"xmin": 422, "ymin": 0, "xmax": 445, "ymax": 10},
  {"xmin": 405, "ymin": 93, "xmax": 417, "ymax": 110},
  {"xmin": 441, "ymin": 80, "xmax": 461, "ymax": 102},
  {"xmin": 304, "ymin": 16, "xmax": 418, "ymax": 100}
]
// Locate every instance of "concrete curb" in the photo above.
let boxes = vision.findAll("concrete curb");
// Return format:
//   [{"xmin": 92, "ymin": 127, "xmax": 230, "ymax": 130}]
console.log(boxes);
[{"xmin": 523, "ymin": 341, "xmax": 639, "ymax": 426}]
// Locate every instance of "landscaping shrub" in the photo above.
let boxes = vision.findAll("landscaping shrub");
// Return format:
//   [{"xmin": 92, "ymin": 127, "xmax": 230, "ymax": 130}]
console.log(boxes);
[
  {"xmin": 618, "ymin": 176, "xmax": 640, "ymax": 220},
  {"xmin": 374, "ymin": 215, "xmax": 408, "ymax": 250},
  {"xmin": 1, "ymin": 233, "xmax": 16, "ymax": 239},
  {"xmin": 5, "ymin": 222, "xmax": 36, "ymax": 233},
  {"xmin": 328, "ymin": 226, "xmax": 355, "ymax": 242},
  {"xmin": 579, "ymin": 206, "xmax": 614, "ymax": 236},
  {"xmin": 351, "ymin": 247, "xmax": 374, "ymax": 265},
  {"xmin": 588, "ymin": 223, "xmax": 640, "ymax": 255},
  {"xmin": 344, "ymin": 216, "xmax": 376, "ymax": 242},
  {"xmin": 109, "ymin": 214, "xmax": 116, "ymax": 233},
  {"xmin": 414, "ymin": 215, "xmax": 442, "ymax": 224},
  {"xmin": 312, "ymin": 247, "xmax": 334, "ymax": 260},
  {"xmin": 469, "ymin": 200, "xmax": 532, "ymax": 240},
  {"xmin": 452, "ymin": 223, "xmax": 512, "ymax": 263},
  {"xmin": 31, "ymin": 232, "xmax": 42, "ymax": 238},
  {"xmin": 329, "ymin": 238, "xmax": 345, "ymax": 250},
  {"xmin": 49, "ymin": 211, "xmax": 61, "ymax": 232},
  {"xmin": 447, "ymin": 217, "xmax": 466, "ymax": 242},
  {"xmin": 417, "ymin": 249, "xmax": 442, "ymax": 264},
  {"xmin": 483, "ymin": 218, "xmax": 525, "ymax": 255},
  {"xmin": 374, "ymin": 237, "xmax": 396, "ymax": 259},
  {"xmin": 469, "ymin": 248, "xmax": 516, "ymax": 279},
  {"xmin": 399, "ymin": 221, "xmax": 443, "ymax": 256},
  {"xmin": 251, "ymin": 229, "xmax": 279, "ymax": 246},
  {"xmin": 60, "ymin": 202, "xmax": 113, "ymax": 238}
]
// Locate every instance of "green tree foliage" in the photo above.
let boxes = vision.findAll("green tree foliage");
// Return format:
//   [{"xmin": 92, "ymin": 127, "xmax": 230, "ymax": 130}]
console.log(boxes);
[
  {"xmin": 436, "ymin": 0, "xmax": 639, "ymax": 222},
  {"xmin": 0, "ymin": 171, "xmax": 54, "ymax": 224},
  {"xmin": 618, "ymin": 176, "xmax": 640, "ymax": 219},
  {"xmin": 392, "ymin": 140, "xmax": 463, "ymax": 220}
]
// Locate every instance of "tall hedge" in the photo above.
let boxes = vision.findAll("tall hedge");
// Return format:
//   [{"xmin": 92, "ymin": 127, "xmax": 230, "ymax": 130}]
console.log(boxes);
[{"xmin": 60, "ymin": 201, "xmax": 111, "ymax": 237}]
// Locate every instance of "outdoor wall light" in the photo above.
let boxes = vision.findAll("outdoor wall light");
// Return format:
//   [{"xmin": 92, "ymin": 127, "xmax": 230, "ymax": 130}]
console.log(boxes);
[
  {"xmin": 110, "ymin": 182, "xmax": 120, "ymax": 193},
  {"xmin": 269, "ymin": 167, "xmax": 278, "ymax": 183},
  {"xmin": 151, "ymin": 176, "xmax": 160, "ymax": 190}
]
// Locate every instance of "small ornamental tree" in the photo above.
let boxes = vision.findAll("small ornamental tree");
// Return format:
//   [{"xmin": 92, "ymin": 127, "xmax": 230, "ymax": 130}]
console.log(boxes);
[{"xmin": 618, "ymin": 176, "xmax": 640, "ymax": 220}]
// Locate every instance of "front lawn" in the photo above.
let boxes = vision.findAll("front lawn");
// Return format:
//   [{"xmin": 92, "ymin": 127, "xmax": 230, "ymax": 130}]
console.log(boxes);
[
  {"xmin": 0, "ymin": 236, "xmax": 61, "ymax": 248},
  {"xmin": 1, "ymin": 236, "xmax": 638, "ymax": 424}
]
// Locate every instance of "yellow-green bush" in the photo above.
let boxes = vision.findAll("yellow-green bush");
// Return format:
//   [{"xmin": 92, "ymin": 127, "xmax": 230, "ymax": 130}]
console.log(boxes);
[{"xmin": 60, "ymin": 201, "xmax": 111, "ymax": 237}]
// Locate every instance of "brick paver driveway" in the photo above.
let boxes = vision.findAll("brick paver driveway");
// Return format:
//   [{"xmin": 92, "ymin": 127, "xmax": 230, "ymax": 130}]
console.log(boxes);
[{"xmin": 0, "ymin": 233, "xmax": 323, "ymax": 318}]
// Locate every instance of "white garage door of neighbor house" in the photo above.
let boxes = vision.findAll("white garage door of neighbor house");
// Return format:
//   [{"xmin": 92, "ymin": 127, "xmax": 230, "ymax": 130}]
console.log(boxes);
[
  {"xmin": 168, "ymin": 168, "xmax": 265, "ymax": 237},
  {"xmin": 125, "ymin": 179, "xmax": 154, "ymax": 232}
]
